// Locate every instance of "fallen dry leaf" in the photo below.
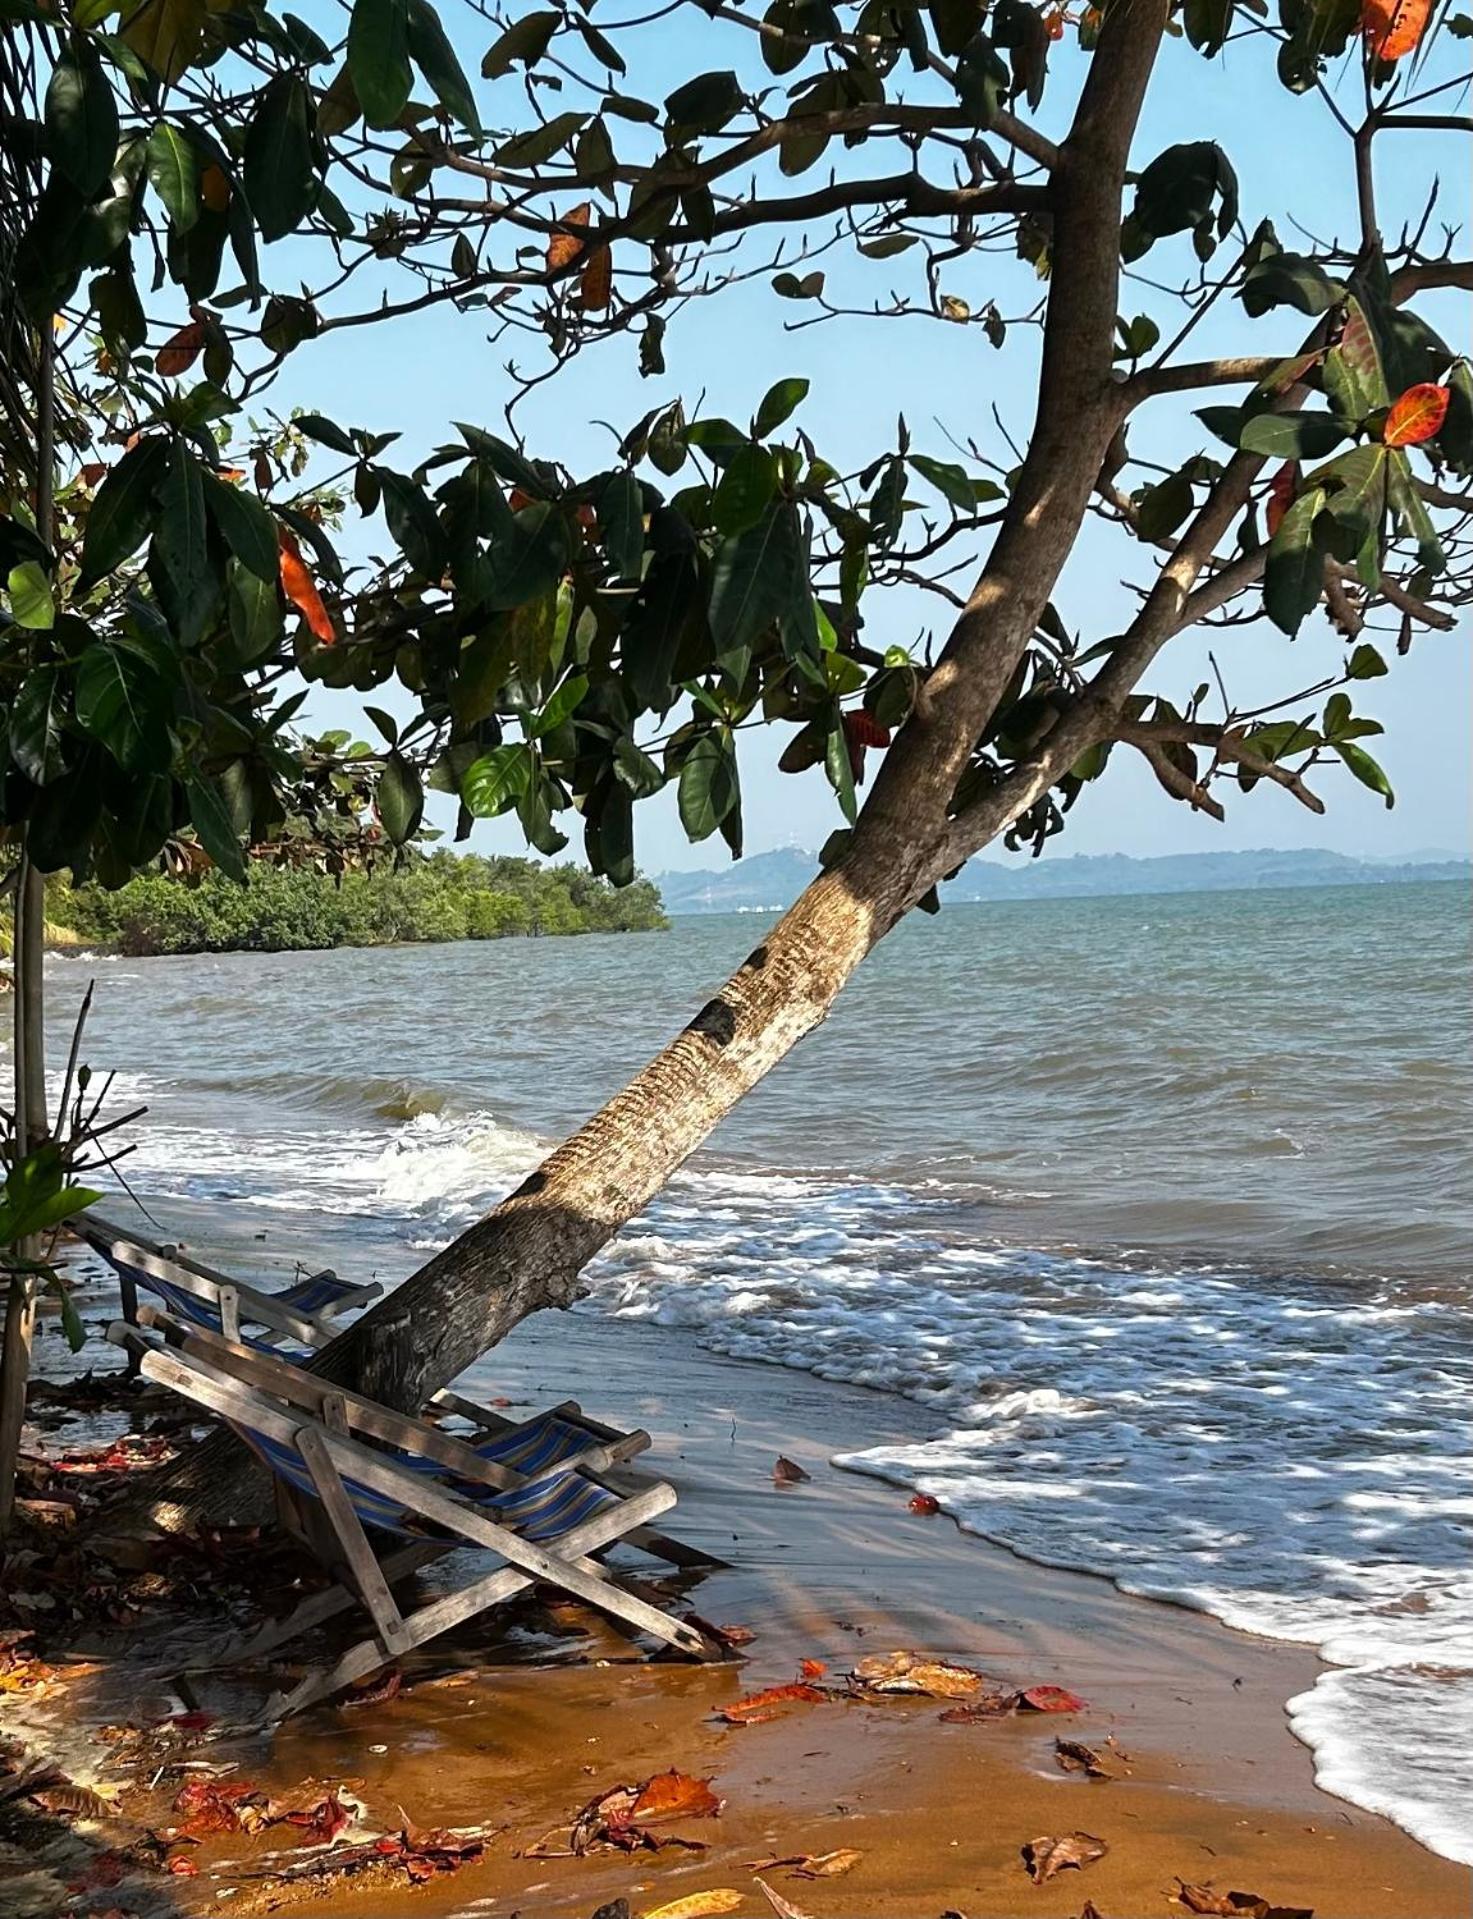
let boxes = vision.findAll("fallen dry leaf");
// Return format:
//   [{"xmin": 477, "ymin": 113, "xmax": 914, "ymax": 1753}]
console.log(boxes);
[
  {"xmin": 798, "ymin": 1658, "xmax": 826, "ymax": 1681},
  {"xmin": 909, "ymin": 1492, "xmax": 941, "ymax": 1515},
  {"xmin": 551, "ymin": 1769, "xmax": 724, "ymax": 1857},
  {"xmin": 1018, "ymin": 1683, "xmax": 1087, "ymax": 1713},
  {"xmin": 1174, "ymin": 1883, "xmax": 1313, "ymax": 1919},
  {"xmin": 632, "ymin": 1771, "xmax": 723, "ymax": 1823},
  {"xmin": 716, "ymin": 1683, "xmax": 827, "ymax": 1725},
  {"xmin": 851, "ymin": 1649, "xmax": 988, "ymax": 1699},
  {"xmin": 938, "ymin": 1690, "xmax": 1021, "ymax": 1722},
  {"xmin": 1055, "ymin": 1738, "xmax": 1113, "ymax": 1779},
  {"xmin": 793, "ymin": 1848, "xmax": 862, "ymax": 1878},
  {"xmin": 754, "ymin": 1876, "xmax": 813, "ymax": 1919},
  {"xmin": 1021, "ymin": 1831, "xmax": 1108, "ymax": 1884},
  {"xmin": 643, "ymin": 1892, "xmax": 743, "ymax": 1919},
  {"xmin": 284, "ymin": 1788, "xmax": 352, "ymax": 1845},
  {"xmin": 773, "ymin": 1456, "xmax": 810, "ymax": 1484}
]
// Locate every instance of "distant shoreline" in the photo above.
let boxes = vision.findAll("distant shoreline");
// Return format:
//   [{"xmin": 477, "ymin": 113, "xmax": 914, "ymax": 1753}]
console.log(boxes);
[{"xmin": 660, "ymin": 847, "xmax": 1471, "ymax": 915}]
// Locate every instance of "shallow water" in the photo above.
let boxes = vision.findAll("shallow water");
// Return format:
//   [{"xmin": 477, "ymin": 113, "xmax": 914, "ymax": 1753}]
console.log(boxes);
[{"xmin": 31, "ymin": 878, "xmax": 1473, "ymax": 1863}]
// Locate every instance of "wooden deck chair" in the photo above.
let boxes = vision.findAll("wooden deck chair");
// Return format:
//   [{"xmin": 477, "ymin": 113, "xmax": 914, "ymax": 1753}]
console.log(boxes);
[
  {"xmin": 108, "ymin": 1320, "xmax": 728, "ymax": 1721},
  {"xmin": 80, "ymin": 1211, "xmax": 381, "ymax": 1356}
]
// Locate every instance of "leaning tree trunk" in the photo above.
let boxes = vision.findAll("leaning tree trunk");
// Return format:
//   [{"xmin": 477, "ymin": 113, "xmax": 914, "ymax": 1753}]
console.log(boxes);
[{"xmin": 131, "ymin": 0, "xmax": 1168, "ymax": 1535}]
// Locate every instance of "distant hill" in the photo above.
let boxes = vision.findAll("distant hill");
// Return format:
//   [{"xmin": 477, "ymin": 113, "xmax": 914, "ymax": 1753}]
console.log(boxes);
[{"xmin": 656, "ymin": 846, "xmax": 1470, "ymax": 914}]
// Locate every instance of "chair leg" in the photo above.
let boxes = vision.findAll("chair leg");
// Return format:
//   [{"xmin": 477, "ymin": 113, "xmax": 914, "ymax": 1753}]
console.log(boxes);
[{"xmin": 192, "ymin": 1542, "xmax": 443, "ymax": 1673}]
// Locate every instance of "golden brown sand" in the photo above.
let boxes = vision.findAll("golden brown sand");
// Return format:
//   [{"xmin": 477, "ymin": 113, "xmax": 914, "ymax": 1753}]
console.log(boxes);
[{"xmin": 11, "ymin": 1316, "xmax": 1468, "ymax": 1918}]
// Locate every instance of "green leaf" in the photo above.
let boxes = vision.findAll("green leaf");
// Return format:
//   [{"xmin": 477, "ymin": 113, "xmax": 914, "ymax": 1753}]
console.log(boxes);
[
  {"xmin": 9, "ymin": 666, "xmax": 67, "ymax": 784},
  {"xmin": 45, "ymin": 42, "xmax": 118, "ymax": 197},
  {"xmin": 529, "ymin": 672, "xmax": 587, "ymax": 737},
  {"xmin": 754, "ymin": 377, "xmax": 809, "ymax": 437},
  {"xmin": 483, "ymin": 501, "xmax": 568, "ymax": 610},
  {"xmin": 1335, "ymin": 740, "xmax": 1394, "ymax": 806},
  {"xmin": 1262, "ymin": 484, "xmax": 1327, "ymax": 635},
  {"xmin": 461, "ymin": 741, "xmax": 532, "ymax": 815},
  {"xmin": 378, "ymin": 467, "xmax": 446, "ymax": 576},
  {"xmin": 481, "ymin": 8, "xmax": 558, "ymax": 77},
  {"xmin": 1183, "ymin": 0, "xmax": 1234, "ymax": 55},
  {"xmin": 678, "ymin": 730, "xmax": 738, "ymax": 840},
  {"xmin": 79, "ymin": 438, "xmax": 168, "ymax": 586},
  {"xmin": 75, "ymin": 638, "xmax": 171, "ymax": 770},
  {"xmin": 295, "ymin": 411, "xmax": 359, "ymax": 455},
  {"xmin": 624, "ymin": 553, "xmax": 703, "ymax": 712},
  {"xmin": 349, "ymin": 0, "xmax": 412, "ymax": 127},
  {"xmin": 377, "ymin": 750, "xmax": 424, "ymax": 843},
  {"xmin": 1240, "ymin": 251, "xmax": 1340, "ymax": 318},
  {"xmin": 1238, "ymin": 411, "xmax": 1346, "ymax": 460},
  {"xmin": 710, "ymin": 444, "xmax": 778, "ymax": 537},
  {"xmin": 495, "ymin": 112, "xmax": 586, "ymax": 167},
  {"xmin": 244, "ymin": 74, "xmax": 316, "ymax": 243},
  {"xmin": 203, "ymin": 469, "xmax": 277, "ymax": 582},
  {"xmin": 407, "ymin": 0, "xmax": 481, "ymax": 134},
  {"xmin": 154, "ymin": 439, "xmax": 213, "ymax": 643},
  {"xmin": 613, "ymin": 735, "xmax": 663, "ymax": 797},
  {"xmin": 186, "ymin": 774, "xmax": 246, "ymax": 879},
  {"xmin": 1135, "ymin": 468, "xmax": 1195, "ymax": 541},
  {"xmin": 1347, "ymin": 641, "xmax": 1387, "ymax": 679},
  {"xmin": 599, "ymin": 470, "xmax": 645, "ymax": 580},
  {"xmin": 908, "ymin": 453, "xmax": 982, "ymax": 512},
  {"xmin": 665, "ymin": 70, "xmax": 742, "ymax": 133},
  {"xmin": 707, "ymin": 502, "xmax": 798, "ymax": 653},
  {"xmin": 7, "ymin": 559, "xmax": 54, "ymax": 629},
  {"xmin": 824, "ymin": 719, "xmax": 857, "ymax": 821},
  {"xmin": 145, "ymin": 120, "xmax": 198, "ymax": 233},
  {"xmin": 225, "ymin": 559, "xmax": 283, "ymax": 668},
  {"xmin": 0, "ymin": 1145, "xmax": 103, "ymax": 1245}
]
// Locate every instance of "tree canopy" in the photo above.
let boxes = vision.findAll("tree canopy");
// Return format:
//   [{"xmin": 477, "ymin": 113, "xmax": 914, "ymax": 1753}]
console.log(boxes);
[{"xmin": 1, "ymin": 0, "xmax": 1468, "ymax": 904}]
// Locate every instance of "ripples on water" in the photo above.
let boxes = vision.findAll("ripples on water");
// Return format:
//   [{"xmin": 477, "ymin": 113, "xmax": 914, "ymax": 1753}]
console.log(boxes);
[{"xmin": 32, "ymin": 880, "xmax": 1473, "ymax": 1864}]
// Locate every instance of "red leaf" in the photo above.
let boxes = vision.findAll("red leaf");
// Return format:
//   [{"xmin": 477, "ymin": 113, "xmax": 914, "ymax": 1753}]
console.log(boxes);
[
  {"xmin": 1018, "ymin": 1684, "xmax": 1088, "ymax": 1713},
  {"xmin": 798, "ymin": 1657, "xmax": 827, "ymax": 1680},
  {"xmin": 166, "ymin": 1856, "xmax": 200, "ymax": 1876},
  {"xmin": 1361, "ymin": 0, "xmax": 1431, "ymax": 59},
  {"xmin": 628, "ymin": 1770, "xmax": 722, "ymax": 1823},
  {"xmin": 716, "ymin": 1683, "xmax": 827, "ymax": 1725},
  {"xmin": 156, "ymin": 322, "xmax": 205, "ymax": 378},
  {"xmin": 278, "ymin": 526, "xmax": 335, "ymax": 644},
  {"xmin": 1383, "ymin": 382, "xmax": 1450, "ymax": 448},
  {"xmin": 580, "ymin": 244, "xmax": 612, "ymax": 311},
  {"xmin": 1265, "ymin": 461, "xmax": 1299, "ymax": 538},
  {"xmin": 908, "ymin": 1492, "xmax": 941, "ymax": 1516},
  {"xmin": 773, "ymin": 1455, "xmax": 810, "ymax": 1484}
]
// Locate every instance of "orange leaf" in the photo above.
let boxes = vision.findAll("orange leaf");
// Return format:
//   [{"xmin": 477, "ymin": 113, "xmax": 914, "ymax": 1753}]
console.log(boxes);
[
  {"xmin": 1383, "ymin": 382, "xmax": 1450, "ymax": 448},
  {"xmin": 629, "ymin": 1771, "xmax": 722, "ymax": 1823},
  {"xmin": 547, "ymin": 202, "xmax": 591, "ymax": 273},
  {"xmin": 715, "ymin": 1683, "xmax": 826, "ymax": 1725},
  {"xmin": 200, "ymin": 164, "xmax": 231, "ymax": 213},
  {"xmin": 156, "ymin": 322, "xmax": 205, "ymax": 378},
  {"xmin": 1265, "ymin": 461, "xmax": 1299, "ymax": 538},
  {"xmin": 797, "ymin": 1657, "xmax": 826, "ymax": 1680},
  {"xmin": 580, "ymin": 244, "xmax": 612, "ymax": 311},
  {"xmin": 1361, "ymin": 0, "xmax": 1431, "ymax": 59},
  {"xmin": 278, "ymin": 527, "xmax": 335, "ymax": 644}
]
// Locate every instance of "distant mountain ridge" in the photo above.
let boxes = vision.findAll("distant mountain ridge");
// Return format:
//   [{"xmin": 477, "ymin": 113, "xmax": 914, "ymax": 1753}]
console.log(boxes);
[{"xmin": 656, "ymin": 846, "xmax": 1470, "ymax": 914}]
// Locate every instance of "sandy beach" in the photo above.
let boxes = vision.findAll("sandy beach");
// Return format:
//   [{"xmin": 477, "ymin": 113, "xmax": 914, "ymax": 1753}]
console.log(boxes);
[{"xmin": 3, "ymin": 1302, "xmax": 1466, "ymax": 1919}]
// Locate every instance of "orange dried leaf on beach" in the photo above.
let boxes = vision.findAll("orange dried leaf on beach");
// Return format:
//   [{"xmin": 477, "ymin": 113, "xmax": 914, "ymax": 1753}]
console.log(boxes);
[
  {"xmin": 773, "ymin": 1455, "xmax": 810, "ymax": 1484},
  {"xmin": 1018, "ymin": 1683, "xmax": 1087, "ymax": 1713},
  {"xmin": 716, "ymin": 1682, "xmax": 827, "ymax": 1724},
  {"xmin": 908, "ymin": 1492, "xmax": 941, "ymax": 1515},
  {"xmin": 547, "ymin": 201, "xmax": 591, "ymax": 271},
  {"xmin": 285, "ymin": 1789, "xmax": 352, "ymax": 1844},
  {"xmin": 631, "ymin": 1771, "xmax": 723, "ymax": 1823},
  {"xmin": 797, "ymin": 1658, "xmax": 826, "ymax": 1680},
  {"xmin": 938, "ymin": 1690, "xmax": 1019, "ymax": 1721},
  {"xmin": 1174, "ymin": 1884, "xmax": 1313, "ymax": 1919},
  {"xmin": 156, "ymin": 321, "xmax": 205, "ymax": 377},
  {"xmin": 1361, "ymin": 0, "xmax": 1430, "ymax": 60},
  {"xmin": 754, "ymin": 1877, "xmax": 813, "ymax": 1919},
  {"xmin": 278, "ymin": 528, "xmax": 336, "ymax": 644},
  {"xmin": 851, "ymin": 1649, "xmax": 985, "ymax": 1698},
  {"xmin": 1021, "ymin": 1830, "xmax": 1107, "ymax": 1884},
  {"xmin": 792, "ymin": 1848, "xmax": 862, "ymax": 1878},
  {"xmin": 643, "ymin": 1892, "xmax": 744, "ymax": 1918},
  {"xmin": 1383, "ymin": 383, "xmax": 1450, "ymax": 448},
  {"xmin": 1055, "ymin": 1738, "xmax": 1113, "ymax": 1779}
]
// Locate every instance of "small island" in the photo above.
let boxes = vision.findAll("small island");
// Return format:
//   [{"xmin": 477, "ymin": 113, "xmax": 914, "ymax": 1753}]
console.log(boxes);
[{"xmin": 43, "ymin": 852, "xmax": 668, "ymax": 957}]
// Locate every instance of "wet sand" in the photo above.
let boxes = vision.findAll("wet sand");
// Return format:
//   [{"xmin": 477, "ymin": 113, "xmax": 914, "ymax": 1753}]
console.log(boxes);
[{"xmin": 9, "ymin": 1310, "xmax": 1468, "ymax": 1917}]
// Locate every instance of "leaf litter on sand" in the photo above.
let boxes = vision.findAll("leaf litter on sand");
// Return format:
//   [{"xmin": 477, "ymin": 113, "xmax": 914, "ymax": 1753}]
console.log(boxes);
[
  {"xmin": 643, "ymin": 1892, "xmax": 745, "ymax": 1918},
  {"xmin": 772, "ymin": 1456, "xmax": 810, "ymax": 1485},
  {"xmin": 1174, "ymin": 1882, "xmax": 1314, "ymax": 1919},
  {"xmin": 747, "ymin": 1847, "xmax": 862, "ymax": 1878},
  {"xmin": 754, "ymin": 1875, "xmax": 814, "ymax": 1919},
  {"xmin": 529, "ymin": 1769, "xmax": 723, "ymax": 1858},
  {"xmin": 1021, "ymin": 1830, "xmax": 1108, "ymax": 1883},
  {"xmin": 716, "ymin": 1682, "xmax": 828, "ymax": 1725},
  {"xmin": 1054, "ymin": 1738, "xmax": 1115, "ymax": 1779}
]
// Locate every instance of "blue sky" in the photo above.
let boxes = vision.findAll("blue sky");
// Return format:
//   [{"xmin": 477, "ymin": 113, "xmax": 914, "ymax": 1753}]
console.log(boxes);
[{"xmin": 265, "ymin": 11, "xmax": 1470, "ymax": 872}]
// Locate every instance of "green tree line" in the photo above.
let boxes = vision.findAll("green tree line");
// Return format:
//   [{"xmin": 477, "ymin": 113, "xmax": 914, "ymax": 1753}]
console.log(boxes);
[{"xmin": 44, "ymin": 852, "xmax": 667, "ymax": 957}]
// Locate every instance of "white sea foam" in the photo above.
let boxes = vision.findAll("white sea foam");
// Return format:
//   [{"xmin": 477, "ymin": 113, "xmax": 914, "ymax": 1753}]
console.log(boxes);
[{"xmin": 97, "ymin": 1093, "xmax": 1473, "ymax": 1864}]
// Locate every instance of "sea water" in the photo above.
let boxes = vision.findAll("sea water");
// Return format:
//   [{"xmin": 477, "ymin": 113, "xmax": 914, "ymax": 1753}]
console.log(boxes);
[{"xmin": 34, "ymin": 880, "xmax": 1473, "ymax": 1863}]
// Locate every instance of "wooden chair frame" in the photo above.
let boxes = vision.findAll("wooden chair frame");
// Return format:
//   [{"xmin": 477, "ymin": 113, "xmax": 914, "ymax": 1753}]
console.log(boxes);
[{"xmin": 109, "ymin": 1321, "xmax": 727, "ymax": 1721}]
